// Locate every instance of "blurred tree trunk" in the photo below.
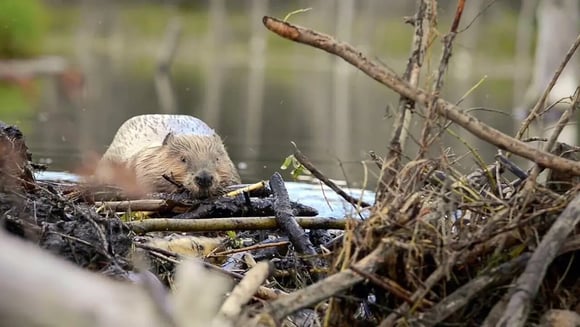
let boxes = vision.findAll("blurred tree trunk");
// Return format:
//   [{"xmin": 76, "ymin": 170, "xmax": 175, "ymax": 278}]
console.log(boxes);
[
  {"xmin": 243, "ymin": 0, "xmax": 269, "ymax": 156},
  {"xmin": 75, "ymin": 0, "xmax": 119, "ymax": 157},
  {"xmin": 333, "ymin": 0, "xmax": 355, "ymax": 162},
  {"xmin": 202, "ymin": 0, "xmax": 226, "ymax": 127},
  {"xmin": 512, "ymin": 0, "xmax": 538, "ymax": 108},
  {"xmin": 155, "ymin": 17, "xmax": 182, "ymax": 114}
]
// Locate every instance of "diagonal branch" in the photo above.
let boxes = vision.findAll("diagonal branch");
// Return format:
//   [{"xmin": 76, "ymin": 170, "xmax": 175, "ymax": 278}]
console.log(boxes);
[
  {"xmin": 262, "ymin": 16, "xmax": 580, "ymax": 176},
  {"xmin": 515, "ymin": 33, "xmax": 580, "ymax": 140}
]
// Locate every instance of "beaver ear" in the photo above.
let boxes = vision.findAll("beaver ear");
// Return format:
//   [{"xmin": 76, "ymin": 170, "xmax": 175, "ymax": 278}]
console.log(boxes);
[{"xmin": 162, "ymin": 133, "xmax": 174, "ymax": 146}]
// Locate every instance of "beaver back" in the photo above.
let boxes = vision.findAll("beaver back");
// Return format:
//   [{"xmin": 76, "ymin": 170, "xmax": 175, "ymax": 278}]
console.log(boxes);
[{"xmin": 102, "ymin": 114, "xmax": 216, "ymax": 163}]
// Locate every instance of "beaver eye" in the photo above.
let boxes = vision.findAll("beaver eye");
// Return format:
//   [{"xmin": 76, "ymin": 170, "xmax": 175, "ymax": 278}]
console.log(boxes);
[{"xmin": 180, "ymin": 156, "xmax": 187, "ymax": 163}]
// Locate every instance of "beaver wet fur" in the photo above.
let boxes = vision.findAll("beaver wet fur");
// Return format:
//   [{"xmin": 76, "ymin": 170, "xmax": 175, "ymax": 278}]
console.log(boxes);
[{"xmin": 96, "ymin": 114, "xmax": 241, "ymax": 198}]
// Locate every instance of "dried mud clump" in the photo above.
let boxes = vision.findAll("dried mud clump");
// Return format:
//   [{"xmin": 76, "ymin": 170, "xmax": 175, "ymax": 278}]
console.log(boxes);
[
  {"xmin": 0, "ymin": 121, "xmax": 35, "ymax": 191},
  {"xmin": 0, "ymin": 120, "xmax": 132, "ymax": 275}
]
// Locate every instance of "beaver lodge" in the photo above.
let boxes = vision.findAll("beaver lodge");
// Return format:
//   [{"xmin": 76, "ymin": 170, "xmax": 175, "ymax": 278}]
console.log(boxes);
[{"xmin": 1, "ymin": 3, "xmax": 580, "ymax": 327}]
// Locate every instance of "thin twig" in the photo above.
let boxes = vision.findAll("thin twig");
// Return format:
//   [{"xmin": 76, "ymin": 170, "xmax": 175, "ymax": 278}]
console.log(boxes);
[
  {"xmin": 211, "ymin": 241, "xmax": 290, "ymax": 257},
  {"xmin": 418, "ymin": 0, "xmax": 465, "ymax": 157},
  {"xmin": 378, "ymin": 0, "xmax": 434, "ymax": 200},
  {"xmin": 291, "ymin": 142, "xmax": 372, "ymax": 208},
  {"xmin": 514, "ymin": 33, "xmax": 580, "ymax": 141},
  {"xmin": 528, "ymin": 88, "xmax": 580, "ymax": 182},
  {"xmin": 393, "ymin": 0, "xmax": 434, "ymax": 151}
]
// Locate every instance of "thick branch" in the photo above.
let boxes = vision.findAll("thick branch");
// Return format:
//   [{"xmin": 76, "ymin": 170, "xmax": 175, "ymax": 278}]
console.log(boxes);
[{"xmin": 262, "ymin": 16, "xmax": 580, "ymax": 176}]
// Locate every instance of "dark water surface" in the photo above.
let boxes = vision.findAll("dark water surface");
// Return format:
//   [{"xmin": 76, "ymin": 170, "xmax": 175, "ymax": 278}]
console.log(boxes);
[{"xmin": 15, "ymin": 61, "xmax": 517, "ymax": 192}]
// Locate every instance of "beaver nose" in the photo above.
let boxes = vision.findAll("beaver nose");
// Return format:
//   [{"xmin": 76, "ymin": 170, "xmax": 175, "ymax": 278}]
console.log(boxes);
[{"xmin": 194, "ymin": 171, "xmax": 214, "ymax": 188}]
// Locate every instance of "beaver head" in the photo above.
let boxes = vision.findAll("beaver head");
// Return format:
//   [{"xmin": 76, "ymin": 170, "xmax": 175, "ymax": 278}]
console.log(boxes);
[{"xmin": 131, "ymin": 132, "xmax": 241, "ymax": 198}]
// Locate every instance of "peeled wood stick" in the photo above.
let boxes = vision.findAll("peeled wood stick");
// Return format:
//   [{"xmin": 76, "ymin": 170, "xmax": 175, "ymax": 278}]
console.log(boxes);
[
  {"xmin": 262, "ymin": 16, "xmax": 580, "ymax": 177},
  {"xmin": 216, "ymin": 261, "xmax": 274, "ymax": 323},
  {"xmin": 137, "ymin": 243, "xmax": 284, "ymax": 301},
  {"xmin": 127, "ymin": 216, "xmax": 347, "ymax": 234},
  {"xmin": 497, "ymin": 193, "xmax": 580, "ymax": 327},
  {"xmin": 96, "ymin": 199, "xmax": 177, "ymax": 212}
]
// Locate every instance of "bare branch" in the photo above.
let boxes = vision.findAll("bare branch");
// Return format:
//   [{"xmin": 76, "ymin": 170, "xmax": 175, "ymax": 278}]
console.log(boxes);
[
  {"xmin": 515, "ymin": 33, "xmax": 580, "ymax": 140},
  {"xmin": 262, "ymin": 16, "xmax": 580, "ymax": 177}
]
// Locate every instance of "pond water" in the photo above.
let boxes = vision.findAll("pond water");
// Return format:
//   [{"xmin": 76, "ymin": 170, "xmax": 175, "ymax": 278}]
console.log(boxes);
[{"xmin": 3, "ymin": 2, "xmax": 541, "ymax": 209}]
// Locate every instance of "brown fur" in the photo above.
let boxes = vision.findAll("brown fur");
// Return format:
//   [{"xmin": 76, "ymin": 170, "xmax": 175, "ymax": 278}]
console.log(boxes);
[
  {"xmin": 95, "ymin": 115, "xmax": 241, "ymax": 198},
  {"xmin": 130, "ymin": 134, "xmax": 240, "ymax": 197}
]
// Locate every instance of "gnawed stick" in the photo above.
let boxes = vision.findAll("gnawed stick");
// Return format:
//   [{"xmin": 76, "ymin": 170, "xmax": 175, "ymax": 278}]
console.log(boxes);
[
  {"xmin": 261, "ymin": 16, "xmax": 580, "ymax": 177},
  {"xmin": 497, "ymin": 193, "xmax": 580, "ymax": 327},
  {"xmin": 127, "ymin": 216, "xmax": 347, "ymax": 234},
  {"xmin": 96, "ymin": 199, "xmax": 179, "ymax": 212},
  {"xmin": 270, "ymin": 172, "xmax": 324, "ymax": 281},
  {"xmin": 215, "ymin": 261, "xmax": 274, "ymax": 323},
  {"xmin": 98, "ymin": 195, "xmax": 318, "ymax": 218},
  {"xmin": 270, "ymin": 172, "xmax": 319, "ymax": 258},
  {"xmin": 137, "ymin": 243, "xmax": 284, "ymax": 301},
  {"xmin": 291, "ymin": 142, "xmax": 372, "ymax": 208}
]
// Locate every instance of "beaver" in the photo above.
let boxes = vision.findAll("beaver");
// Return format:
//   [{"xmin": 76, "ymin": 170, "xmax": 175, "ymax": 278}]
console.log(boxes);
[{"xmin": 95, "ymin": 114, "xmax": 241, "ymax": 198}]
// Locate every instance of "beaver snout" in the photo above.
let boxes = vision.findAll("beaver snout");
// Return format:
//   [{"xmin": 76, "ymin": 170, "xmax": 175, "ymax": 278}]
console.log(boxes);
[{"xmin": 194, "ymin": 171, "xmax": 214, "ymax": 188}]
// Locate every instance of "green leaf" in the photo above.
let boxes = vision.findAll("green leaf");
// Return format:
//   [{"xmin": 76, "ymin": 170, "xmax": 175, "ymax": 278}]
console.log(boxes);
[{"xmin": 280, "ymin": 155, "xmax": 295, "ymax": 170}]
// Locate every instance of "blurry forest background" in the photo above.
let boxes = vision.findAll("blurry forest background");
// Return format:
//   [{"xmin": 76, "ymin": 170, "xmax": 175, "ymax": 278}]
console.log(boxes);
[{"xmin": 0, "ymin": 0, "xmax": 578, "ymax": 189}]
